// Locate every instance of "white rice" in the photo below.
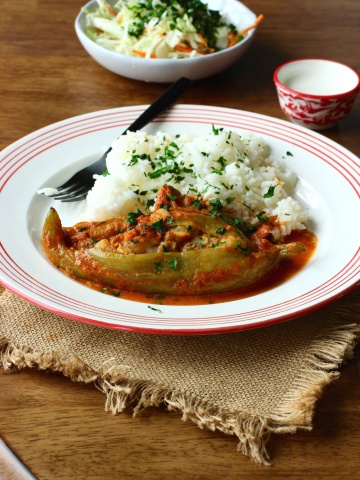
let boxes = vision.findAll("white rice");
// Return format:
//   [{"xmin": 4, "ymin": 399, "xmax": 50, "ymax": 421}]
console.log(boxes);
[{"xmin": 85, "ymin": 128, "xmax": 308, "ymax": 239}]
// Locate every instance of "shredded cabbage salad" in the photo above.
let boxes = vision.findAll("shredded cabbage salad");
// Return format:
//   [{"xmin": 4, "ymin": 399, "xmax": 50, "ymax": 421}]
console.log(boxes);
[{"xmin": 83, "ymin": 0, "xmax": 248, "ymax": 59}]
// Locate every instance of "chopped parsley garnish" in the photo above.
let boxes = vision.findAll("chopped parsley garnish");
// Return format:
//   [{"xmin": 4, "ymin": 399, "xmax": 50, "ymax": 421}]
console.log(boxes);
[
  {"xmin": 146, "ymin": 198, "xmax": 155, "ymax": 208},
  {"xmin": 236, "ymin": 240, "xmax": 251, "ymax": 254},
  {"xmin": 148, "ymin": 306, "xmax": 162, "ymax": 313},
  {"xmin": 128, "ymin": 155, "xmax": 139, "ymax": 166},
  {"xmin": 154, "ymin": 262, "xmax": 164, "ymax": 272},
  {"xmin": 128, "ymin": 21, "xmax": 145, "ymax": 38},
  {"xmin": 211, "ymin": 124, "xmax": 224, "ymax": 135},
  {"xmin": 126, "ymin": 209, "xmax": 143, "ymax": 224},
  {"xmin": 169, "ymin": 141, "xmax": 180, "ymax": 150},
  {"xmin": 168, "ymin": 258, "xmax": 178, "ymax": 270},
  {"xmin": 208, "ymin": 198, "xmax": 223, "ymax": 217},
  {"xmin": 219, "ymin": 214, "xmax": 248, "ymax": 238},
  {"xmin": 256, "ymin": 210, "xmax": 269, "ymax": 223},
  {"xmin": 148, "ymin": 164, "xmax": 173, "ymax": 179},
  {"xmin": 129, "ymin": 153, "xmax": 151, "ymax": 166},
  {"xmin": 90, "ymin": 0, "xmax": 237, "ymax": 53},
  {"xmin": 212, "ymin": 124, "xmax": 219, "ymax": 135},
  {"xmin": 247, "ymin": 224, "xmax": 258, "ymax": 233},
  {"xmin": 150, "ymin": 219, "xmax": 166, "ymax": 233},
  {"xmin": 216, "ymin": 227, "xmax": 226, "ymax": 235},
  {"xmin": 211, "ymin": 156, "xmax": 227, "ymax": 175},
  {"xmin": 192, "ymin": 199, "xmax": 205, "ymax": 210},
  {"xmin": 263, "ymin": 185, "xmax": 278, "ymax": 198}
]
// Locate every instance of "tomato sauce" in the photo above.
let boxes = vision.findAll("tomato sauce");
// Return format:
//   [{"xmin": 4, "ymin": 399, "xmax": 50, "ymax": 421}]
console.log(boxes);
[{"xmin": 112, "ymin": 229, "xmax": 318, "ymax": 306}]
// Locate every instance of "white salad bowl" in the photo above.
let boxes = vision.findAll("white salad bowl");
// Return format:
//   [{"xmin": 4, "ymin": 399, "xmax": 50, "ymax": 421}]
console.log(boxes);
[{"xmin": 75, "ymin": 0, "xmax": 259, "ymax": 82}]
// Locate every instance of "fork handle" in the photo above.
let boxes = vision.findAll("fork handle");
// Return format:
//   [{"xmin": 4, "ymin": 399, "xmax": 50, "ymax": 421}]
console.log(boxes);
[
  {"xmin": 87, "ymin": 77, "xmax": 191, "ymax": 176},
  {"xmin": 123, "ymin": 77, "xmax": 191, "ymax": 134}
]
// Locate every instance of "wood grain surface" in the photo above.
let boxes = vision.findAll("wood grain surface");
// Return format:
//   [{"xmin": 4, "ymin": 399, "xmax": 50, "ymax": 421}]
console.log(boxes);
[{"xmin": 1, "ymin": 0, "xmax": 359, "ymax": 478}]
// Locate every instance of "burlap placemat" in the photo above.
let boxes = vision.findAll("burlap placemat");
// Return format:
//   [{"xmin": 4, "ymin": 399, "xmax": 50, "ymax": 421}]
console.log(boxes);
[{"xmin": 0, "ymin": 289, "xmax": 359, "ymax": 465}]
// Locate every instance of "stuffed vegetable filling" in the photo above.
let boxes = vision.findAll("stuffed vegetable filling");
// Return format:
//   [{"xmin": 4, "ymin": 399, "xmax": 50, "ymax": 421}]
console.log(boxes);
[{"xmin": 41, "ymin": 185, "xmax": 308, "ymax": 297}]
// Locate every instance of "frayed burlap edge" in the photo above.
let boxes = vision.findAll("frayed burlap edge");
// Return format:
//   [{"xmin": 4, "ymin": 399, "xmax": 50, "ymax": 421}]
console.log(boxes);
[
  {"xmin": 0, "ymin": 323, "xmax": 359, "ymax": 466},
  {"xmin": 269, "ymin": 324, "xmax": 359, "ymax": 430}
]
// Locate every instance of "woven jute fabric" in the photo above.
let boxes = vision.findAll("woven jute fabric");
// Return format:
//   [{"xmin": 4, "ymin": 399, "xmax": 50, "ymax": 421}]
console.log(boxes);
[{"xmin": 1, "ymin": 290, "xmax": 359, "ymax": 464}]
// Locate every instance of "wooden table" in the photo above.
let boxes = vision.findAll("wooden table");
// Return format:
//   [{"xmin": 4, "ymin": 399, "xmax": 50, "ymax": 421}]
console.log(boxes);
[{"xmin": 1, "ymin": 0, "xmax": 359, "ymax": 478}]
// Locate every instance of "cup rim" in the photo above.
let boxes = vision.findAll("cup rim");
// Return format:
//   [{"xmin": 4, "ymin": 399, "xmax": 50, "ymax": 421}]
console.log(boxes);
[{"xmin": 273, "ymin": 58, "xmax": 360, "ymax": 99}]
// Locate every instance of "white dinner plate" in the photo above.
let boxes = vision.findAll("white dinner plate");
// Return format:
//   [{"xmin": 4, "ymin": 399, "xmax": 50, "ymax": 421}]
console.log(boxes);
[{"xmin": 1, "ymin": 105, "xmax": 359, "ymax": 334}]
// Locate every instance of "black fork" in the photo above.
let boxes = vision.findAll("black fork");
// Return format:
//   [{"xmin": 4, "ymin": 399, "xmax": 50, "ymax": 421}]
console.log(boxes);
[{"xmin": 41, "ymin": 77, "xmax": 191, "ymax": 202}]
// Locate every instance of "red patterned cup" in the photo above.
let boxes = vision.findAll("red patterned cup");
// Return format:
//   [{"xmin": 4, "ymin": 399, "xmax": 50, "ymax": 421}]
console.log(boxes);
[{"xmin": 273, "ymin": 59, "xmax": 360, "ymax": 130}]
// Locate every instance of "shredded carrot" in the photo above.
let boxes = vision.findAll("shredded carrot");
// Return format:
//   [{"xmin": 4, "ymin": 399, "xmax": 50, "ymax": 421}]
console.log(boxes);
[
  {"xmin": 107, "ymin": 5, "xmax": 118, "ymax": 16},
  {"xmin": 132, "ymin": 49, "xmax": 157, "ymax": 58},
  {"xmin": 227, "ymin": 31, "xmax": 238, "ymax": 48},
  {"xmin": 174, "ymin": 44, "xmax": 193, "ymax": 53},
  {"xmin": 197, "ymin": 47, "xmax": 215, "ymax": 54},
  {"xmin": 203, "ymin": 48, "xmax": 215, "ymax": 54},
  {"xmin": 197, "ymin": 33, "xmax": 208, "ymax": 47},
  {"xmin": 116, "ymin": 15, "xmax": 123, "ymax": 24},
  {"xmin": 174, "ymin": 43, "xmax": 215, "ymax": 55},
  {"xmin": 104, "ymin": 2, "xmax": 118, "ymax": 16},
  {"xmin": 239, "ymin": 14, "xmax": 264, "ymax": 37}
]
